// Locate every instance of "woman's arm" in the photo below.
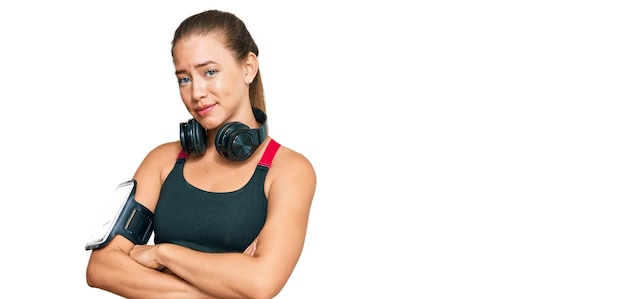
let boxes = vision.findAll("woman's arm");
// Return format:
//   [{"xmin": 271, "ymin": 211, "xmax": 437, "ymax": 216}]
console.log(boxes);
[
  {"xmin": 86, "ymin": 142, "xmax": 216, "ymax": 299},
  {"xmin": 86, "ymin": 236, "xmax": 217, "ymax": 299},
  {"xmin": 130, "ymin": 146, "xmax": 317, "ymax": 299}
]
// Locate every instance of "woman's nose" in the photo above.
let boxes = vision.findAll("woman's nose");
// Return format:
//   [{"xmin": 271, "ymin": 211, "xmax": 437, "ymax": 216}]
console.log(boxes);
[{"xmin": 191, "ymin": 77, "xmax": 208, "ymax": 101}]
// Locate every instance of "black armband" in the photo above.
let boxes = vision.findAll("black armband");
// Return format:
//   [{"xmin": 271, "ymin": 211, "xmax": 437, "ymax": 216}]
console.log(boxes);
[{"xmin": 85, "ymin": 180, "xmax": 154, "ymax": 250}]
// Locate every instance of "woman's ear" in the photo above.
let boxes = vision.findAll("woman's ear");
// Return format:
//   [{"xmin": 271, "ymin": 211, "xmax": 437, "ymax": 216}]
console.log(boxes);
[{"xmin": 243, "ymin": 52, "xmax": 258, "ymax": 83}]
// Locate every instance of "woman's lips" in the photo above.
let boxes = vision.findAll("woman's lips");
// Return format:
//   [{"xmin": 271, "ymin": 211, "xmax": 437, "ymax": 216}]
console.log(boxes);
[{"xmin": 196, "ymin": 104, "xmax": 215, "ymax": 117}]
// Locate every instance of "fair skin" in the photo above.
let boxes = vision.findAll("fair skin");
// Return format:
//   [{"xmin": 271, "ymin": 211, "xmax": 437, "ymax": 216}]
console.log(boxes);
[{"xmin": 86, "ymin": 32, "xmax": 316, "ymax": 299}]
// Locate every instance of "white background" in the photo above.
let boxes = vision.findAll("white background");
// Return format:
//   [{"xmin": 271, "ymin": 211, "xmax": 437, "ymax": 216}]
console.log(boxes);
[{"xmin": 1, "ymin": 1, "xmax": 625, "ymax": 298}]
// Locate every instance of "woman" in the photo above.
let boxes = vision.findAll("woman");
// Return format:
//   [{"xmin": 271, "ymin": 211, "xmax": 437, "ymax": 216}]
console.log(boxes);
[{"xmin": 86, "ymin": 9, "xmax": 316, "ymax": 299}]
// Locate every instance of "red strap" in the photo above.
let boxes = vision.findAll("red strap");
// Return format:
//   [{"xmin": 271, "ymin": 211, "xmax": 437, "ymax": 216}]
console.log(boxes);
[
  {"xmin": 177, "ymin": 150, "xmax": 188, "ymax": 160},
  {"xmin": 258, "ymin": 139, "xmax": 280, "ymax": 167}
]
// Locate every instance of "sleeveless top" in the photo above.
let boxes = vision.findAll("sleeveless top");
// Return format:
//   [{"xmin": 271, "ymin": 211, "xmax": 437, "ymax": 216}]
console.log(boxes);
[{"xmin": 153, "ymin": 139, "xmax": 280, "ymax": 253}]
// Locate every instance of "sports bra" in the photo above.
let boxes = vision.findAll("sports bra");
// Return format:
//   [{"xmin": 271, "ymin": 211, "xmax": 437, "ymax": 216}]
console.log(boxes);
[{"xmin": 153, "ymin": 139, "xmax": 280, "ymax": 253}]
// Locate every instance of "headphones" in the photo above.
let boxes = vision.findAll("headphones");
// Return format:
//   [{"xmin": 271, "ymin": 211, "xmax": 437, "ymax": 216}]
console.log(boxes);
[{"xmin": 179, "ymin": 108, "xmax": 268, "ymax": 161}]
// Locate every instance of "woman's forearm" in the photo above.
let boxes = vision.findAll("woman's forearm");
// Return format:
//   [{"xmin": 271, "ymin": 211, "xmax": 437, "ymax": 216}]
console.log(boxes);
[
  {"xmin": 87, "ymin": 246, "xmax": 218, "ymax": 299},
  {"xmin": 155, "ymin": 243, "xmax": 276, "ymax": 299}
]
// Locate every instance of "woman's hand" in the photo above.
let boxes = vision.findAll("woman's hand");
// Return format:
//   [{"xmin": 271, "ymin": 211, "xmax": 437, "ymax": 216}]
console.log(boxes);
[
  {"xmin": 130, "ymin": 244, "xmax": 165, "ymax": 271},
  {"xmin": 131, "ymin": 238, "xmax": 257, "ymax": 271},
  {"xmin": 242, "ymin": 237, "xmax": 258, "ymax": 256}
]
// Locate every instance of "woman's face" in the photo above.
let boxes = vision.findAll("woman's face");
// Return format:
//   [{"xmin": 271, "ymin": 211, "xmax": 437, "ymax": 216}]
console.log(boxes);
[{"xmin": 172, "ymin": 33, "xmax": 250, "ymax": 130}]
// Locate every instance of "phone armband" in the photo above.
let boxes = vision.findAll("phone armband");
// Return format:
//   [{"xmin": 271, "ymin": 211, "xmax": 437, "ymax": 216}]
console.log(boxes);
[{"xmin": 85, "ymin": 179, "xmax": 154, "ymax": 250}]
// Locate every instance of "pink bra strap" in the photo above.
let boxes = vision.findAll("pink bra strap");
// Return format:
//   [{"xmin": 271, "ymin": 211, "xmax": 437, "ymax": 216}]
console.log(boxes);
[{"xmin": 258, "ymin": 139, "xmax": 281, "ymax": 167}]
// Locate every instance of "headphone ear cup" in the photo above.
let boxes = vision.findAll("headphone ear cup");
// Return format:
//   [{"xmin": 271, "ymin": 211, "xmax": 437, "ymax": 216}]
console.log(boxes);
[
  {"xmin": 179, "ymin": 119, "xmax": 207, "ymax": 155},
  {"xmin": 215, "ymin": 122, "xmax": 258, "ymax": 161}
]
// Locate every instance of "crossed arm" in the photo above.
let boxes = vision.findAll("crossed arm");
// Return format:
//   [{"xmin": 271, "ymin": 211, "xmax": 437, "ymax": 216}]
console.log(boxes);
[{"xmin": 85, "ymin": 143, "xmax": 316, "ymax": 299}]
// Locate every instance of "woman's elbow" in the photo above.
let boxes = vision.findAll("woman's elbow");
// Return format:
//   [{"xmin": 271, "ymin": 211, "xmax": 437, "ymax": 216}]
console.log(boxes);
[
  {"xmin": 85, "ymin": 262, "xmax": 102, "ymax": 288},
  {"xmin": 85, "ymin": 256, "xmax": 111, "ymax": 290},
  {"xmin": 244, "ymin": 274, "xmax": 288, "ymax": 299}
]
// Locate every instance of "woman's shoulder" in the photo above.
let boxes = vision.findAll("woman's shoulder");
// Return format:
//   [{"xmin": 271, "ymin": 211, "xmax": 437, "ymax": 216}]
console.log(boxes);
[
  {"xmin": 264, "ymin": 138, "xmax": 316, "ymax": 206},
  {"xmin": 269, "ymin": 138, "xmax": 316, "ymax": 178},
  {"xmin": 145, "ymin": 140, "xmax": 183, "ymax": 161},
  {"xmin": 136, "ymin": 140, "xmax": 183, "ymax": 175}
]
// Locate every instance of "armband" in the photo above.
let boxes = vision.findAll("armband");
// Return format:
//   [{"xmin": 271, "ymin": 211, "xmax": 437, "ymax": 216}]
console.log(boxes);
[{"xmin": 85, "ymin": 179, "xmax": 154, "ymax": 250}]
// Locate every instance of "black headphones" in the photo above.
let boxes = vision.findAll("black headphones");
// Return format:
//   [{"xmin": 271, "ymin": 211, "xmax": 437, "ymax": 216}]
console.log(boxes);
[{"xmin": 179, "ymin": 108, "xmax": 268, "ymax": 161}]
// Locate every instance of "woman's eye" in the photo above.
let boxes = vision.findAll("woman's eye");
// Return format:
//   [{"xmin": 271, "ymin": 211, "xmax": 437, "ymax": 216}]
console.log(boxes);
[
  {"xmin": 178, "ymin": 77, "xmax": 191, "ymax": 85},
  {"xmin": 204, "ymin": 69, "xmax": 218, "ymax": 77}
]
